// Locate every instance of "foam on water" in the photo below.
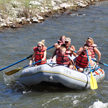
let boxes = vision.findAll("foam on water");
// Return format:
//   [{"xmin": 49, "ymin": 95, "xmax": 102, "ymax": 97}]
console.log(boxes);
[{"xmin": 89, "ymin": 100, "xmax": 108, "ymax": 108}]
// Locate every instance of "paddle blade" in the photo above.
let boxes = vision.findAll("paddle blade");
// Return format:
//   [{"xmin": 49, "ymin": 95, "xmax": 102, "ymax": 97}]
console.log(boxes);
[
  {"xmin": 90, "ymin": 72, "xmax": 98, "ymax": 90},
  {"xmin": 5, "ymin": 67, "xmax": 23, "ymax": 75}
]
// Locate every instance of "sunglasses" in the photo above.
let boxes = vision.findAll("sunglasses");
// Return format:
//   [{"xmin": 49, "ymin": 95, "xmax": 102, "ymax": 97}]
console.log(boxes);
[
  {"xmin": 37, "ymin": 46, "xmax": 42, "ymax": 47},
  {"xmin": 65, "ymin": 41, "xmax": 69, "ymax": 43},
  {"xmin": 87, "ymin": 37, "xmax": 93, "ymax": 40}
]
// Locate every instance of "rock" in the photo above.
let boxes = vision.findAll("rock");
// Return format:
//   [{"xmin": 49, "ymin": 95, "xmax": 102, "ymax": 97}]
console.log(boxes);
[
  {"xmin": 29, "ymin": 1, "xmax": 41, "ymax": 6},
  {"xmin": 31, "ymin": 17, "xmax": 40, "ymax": 23},
  {"xmin": 10, "ymin": 23, "xmax": 21, "ymax": 28},
  {"xmin": 36, "ymin": 15, "xmax": 44, "ymax": 21},
  {"xmin": 77, "ymin": 1, "xmax": 87, "ymax": 8},
  {"xmin": 60, "ymin": 3, "xmax": 70, "ymax": 9},
  {"xmin": 21, "ymin": 17, "xmax": 28, "ymax": 25},
  {"xmin": 40, "ymin": 7, "xmax": 49, "ymax": 13},
  {"xmin": 16, "ymin": 17, "xmax": 27, "ymax": 24},
  {"xmin": 7, "ymin": 21, "xmax": 13, "ymax": 27},
  {"xmin": 10, "ymin": 0, "xmax": 21, "ymax": 5},
  {"xmin": 0, "ymin": 17, "xmax": 3, "ymax": 22},
  {"xmin": 53, "ymin": 6, "xmax": 60, "ymax": 11},
  {"xmin": 70, "ymin": 3, "xmax": 75, "ymax": 7},
  {"xmin": 51, "ymin": 1, "xmax": 56, "ymax": 7},
  {"xmin": 54, "ymin": 0, "xmax": 62, "ymax": 4},
  {"xmin": 16, "ymin": 18, "xmax": 22, "ymax": 23},
  {"xmin": 0, "ymin": 23, "xmax": 7, "ymax": 27},
  {"xmin": 0, "ymin": 0, "xmax": 97, "ymax": 29},
  {"xmin": 27, "ymin": 18, "xmax": 31, "ymax": 23}
]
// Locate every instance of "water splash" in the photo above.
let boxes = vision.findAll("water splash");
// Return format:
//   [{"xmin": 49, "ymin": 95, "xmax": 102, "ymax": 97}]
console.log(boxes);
[{"xmin": 89, "ymin": 100, "xmax": 108, "ymax": 108}]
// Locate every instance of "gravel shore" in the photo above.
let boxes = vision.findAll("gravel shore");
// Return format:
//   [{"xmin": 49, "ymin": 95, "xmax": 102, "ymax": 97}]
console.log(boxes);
[{"xmin": 0, "ymin": 0, "xmax": 101, "ymax": 29}]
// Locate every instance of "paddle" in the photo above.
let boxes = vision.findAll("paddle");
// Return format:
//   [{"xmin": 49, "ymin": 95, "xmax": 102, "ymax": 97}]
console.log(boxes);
[
  {"xmin": 92, "ymin": 58, "xmax": 108, "ymax": 67},
  {"xmin": 86, "ymin": 50, "xmax": 98, "ymax": 90},
  {"xmin": 0, "ymin": 54, "xmax": 32, "ymax": 71},
  {"xmin": 5, "ymin": 60, "xmax": 42, "ymax": 75},
  {"xmin": 5, "ymin": 45, "xmax": 54, "ymax": 75}
]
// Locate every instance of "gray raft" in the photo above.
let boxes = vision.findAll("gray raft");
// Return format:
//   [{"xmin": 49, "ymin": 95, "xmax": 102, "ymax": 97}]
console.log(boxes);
[{"xmin": 19, "ymin": 60, "xmax": 105, "ymax": 90}]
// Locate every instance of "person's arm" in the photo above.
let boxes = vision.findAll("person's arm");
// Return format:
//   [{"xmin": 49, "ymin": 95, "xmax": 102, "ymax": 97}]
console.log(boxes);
[
  {"xmin": 94, "ymin": 47, "xmax": 101, "ymax": 61},
  {"xmin": 76, "ymin": 47, "xmax": 83, "ymax": 55},
  {"xmin": 70, "ymin": 45, "xmax": 77, "ymax": 57},
  {"xmin": 29, "ymin": 52, "xmax": 35, "ymax": 66},
  {"xmin": 89, "ymin": 53, "xmax": 95, "ymax": 67},
  {"xmin": 54, "ymin": 43, "xmax": 60, "ymax": 49},
  {"xmin": 42, "ymin": 51, "xmax": 47, "ymax": 61},
  {"xmin": 87, "ymin": 50, "xmax": 95, "ymax": 67},
  {"xmin": 52, "ymin": 55, "xmax": 57, "ymax": 62}
]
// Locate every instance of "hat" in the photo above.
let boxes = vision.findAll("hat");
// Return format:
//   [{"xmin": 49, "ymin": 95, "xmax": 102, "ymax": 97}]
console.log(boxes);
[
  {"xmin": 38, "ymin": 40, "xmax": 45, "ymax": 46},
  {"xmin": 65, "ymin": 37, "xmax": 71, "ymax": 42}
]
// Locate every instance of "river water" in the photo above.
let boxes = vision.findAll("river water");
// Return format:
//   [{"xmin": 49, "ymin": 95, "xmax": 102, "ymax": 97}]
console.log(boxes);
[{"xmin": 0, "ymin": 1, "xmax": 108, "ymax": 108}]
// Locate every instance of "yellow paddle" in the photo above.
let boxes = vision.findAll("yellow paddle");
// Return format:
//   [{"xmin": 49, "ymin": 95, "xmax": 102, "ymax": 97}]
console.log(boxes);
[
  {"xmin": 5, "ymin": 67, "xmax": 24, "ymax": 75},
  {"xmin": 86, "ymin": 50, "xmax": 98, "ymax": 90},
  {"xmin": 90, "ymin": 72, "xmax": 98, "ymax": 90},
  {"xmin": 5, "ymin": 60, "xmax": 42, "ymax": 75}
]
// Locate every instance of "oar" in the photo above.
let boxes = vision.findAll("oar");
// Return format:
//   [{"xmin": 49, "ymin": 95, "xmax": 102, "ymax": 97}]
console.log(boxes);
[
  {"xmin": 74, "ymin": 50, "xmax": 108, "ymax": 67},
  {"xmin": 92, "ymin": 58, "xmax": 108, "ymax": 67},
  {"xmin": 5, "ymin": 60, "xmax": 42, "ymax": 75},
  {"xmin": 86, "ymin": 50, "xmax": 98, "ymax": 90},
  {"xmin": 0, "ymin": 54, "xmax": 32, "ymax": 71},
  {"xmin": 5, "ymin": 45, "xmax": 54, "ymax": 75}
]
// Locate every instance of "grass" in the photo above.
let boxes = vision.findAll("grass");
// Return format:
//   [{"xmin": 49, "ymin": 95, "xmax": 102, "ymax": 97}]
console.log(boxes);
[
  {"xmin": 0, "ymin": 0, "xmax": 99, "ymax": 27},
  {"xmin": 0, "ymin": 0, "xmax": 75, "ymax": 13}
]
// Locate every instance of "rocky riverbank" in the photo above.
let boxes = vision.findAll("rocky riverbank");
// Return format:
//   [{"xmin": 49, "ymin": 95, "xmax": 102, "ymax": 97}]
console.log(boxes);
[{"xmin": 0, "ymin": 0, "xmax": 102, "ymax": 29}]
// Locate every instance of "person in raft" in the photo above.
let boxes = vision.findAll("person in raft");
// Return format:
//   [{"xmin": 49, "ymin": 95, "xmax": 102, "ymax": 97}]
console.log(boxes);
[
  {"xmin": 85, "ymin": 37, "xmax": 101, "ymax": 62},
  {"xmin": 75, "ymin": 44, "xmax": 94, "ymax": 72},
  {"xmin": 29, "ymin": 40, "xmax": 47, "ymax": 66},
  {"xmin": 57, "ymin": 35, "xmax": 66, "ymax": 46},
  {"xmin": 52, "ymin": 35, "xmax": 66, "ymax": 58},
  {"xmin": 52, "ymin": 46, "xmax": 74, "ymax": 69},
  {"xmin": 54, "ymin": 37, "xmax": 77, "ymax": 57}
]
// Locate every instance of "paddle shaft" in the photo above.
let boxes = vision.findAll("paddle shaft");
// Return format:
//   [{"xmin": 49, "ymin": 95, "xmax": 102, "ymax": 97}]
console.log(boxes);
[
  {"xmin": 23, "ymin": 45, "xmax": 54, "ymax": 68},
  {"xmin": 74, "ymin": 50, "xmax": 108, "ymax": 67},
  {"xmin": 74, "ymin": 50, "xmax": 107, "ymax": 67},
  {"xmin": 0, "ymin": 54, "xmax": 32, "ymax": 71},
  {"xmin": 1, "ymin": 45, "xmax": 54, "ymax": 72},
  {"xmin": 86, "ymin": 50, "xmax": 91, "ymax": 71},
  {"xmin": 92, "ymin": 58, "xmax": 108, "ymax": 67},
  {"xmin": 86, "ymin": 50, "xmax": 98, "ymax": 90},
  {"xmin": 22, "ymin": 60, "xmax": 42, "ymax": 69},
  {"xmin": 5, "ymin": 45, "xmax": 54, "ymax": 75}
]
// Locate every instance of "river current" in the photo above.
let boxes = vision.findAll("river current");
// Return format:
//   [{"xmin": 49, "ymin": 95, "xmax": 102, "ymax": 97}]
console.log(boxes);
[{"xmin": 0, "ymin": 1, "xmax": 108, "ymax": 108}]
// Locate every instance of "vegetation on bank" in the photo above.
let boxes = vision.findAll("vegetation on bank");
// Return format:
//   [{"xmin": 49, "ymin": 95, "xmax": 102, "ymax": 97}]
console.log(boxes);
[
  {"xmin": 0, "ymin": 0, "xmax": 76, "ymax": 18},
  {"xmin": 0, "ymin": 0, "xmax": 99, "ymax": 28}
]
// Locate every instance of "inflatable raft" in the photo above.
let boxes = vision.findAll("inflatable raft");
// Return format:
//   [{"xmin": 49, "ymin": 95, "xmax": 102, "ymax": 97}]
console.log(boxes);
[{"xmin": 18, "ymin": 60, "xmax": 105, "ymax": 90}]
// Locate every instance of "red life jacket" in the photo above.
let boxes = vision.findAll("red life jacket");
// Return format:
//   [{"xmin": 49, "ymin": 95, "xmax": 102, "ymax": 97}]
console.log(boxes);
[
  {"xmin": 75, "ymin": 52, "xmax": 88, "ymax": 68},
  {"xmin": 88, "ymin": 44, "xmax": 97, "ymax": 58},
  {"xmin": 54, "ymin": 46, "xmax": 72, "ymax": 57},
  {"xmin": 34, "ymin": 46, "xmax": 47, "ymax": 65},
  {"xmin": 56, "ymin": 51, "xmax": 70, "ymax": 66}
]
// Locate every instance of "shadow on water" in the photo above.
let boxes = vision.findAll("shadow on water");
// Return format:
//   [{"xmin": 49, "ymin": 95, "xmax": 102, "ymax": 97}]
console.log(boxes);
[{"xmin": 5, "ymin": 79, "xmax": 88, "ymax": 93}]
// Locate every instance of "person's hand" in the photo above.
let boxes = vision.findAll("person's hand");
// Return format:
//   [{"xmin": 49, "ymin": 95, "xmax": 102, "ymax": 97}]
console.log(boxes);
[
  {"xmin": 42, "ymin": 58, "xmax": 45, "ymax": 61},
  {"xmin": 54, "ymin": 43, "xmax": 58, "ymax": 47},
  {"xmin": 83, "ymin": 46, "xmax": 88, "ymax": 51},
  {"xmin": 70, "ymin": 47, "xmax": 73, "ymax": 51},
  {"xmin": 70, "ymin": 47, "xmax": 74, "ymax": 52},
  {"xmin": 96, "ymin": 60, "xmax": 99, "ymax": 65},
  {"xmin": 29, "ymin": 61, "xmax": 33, "ymax": 66}
]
